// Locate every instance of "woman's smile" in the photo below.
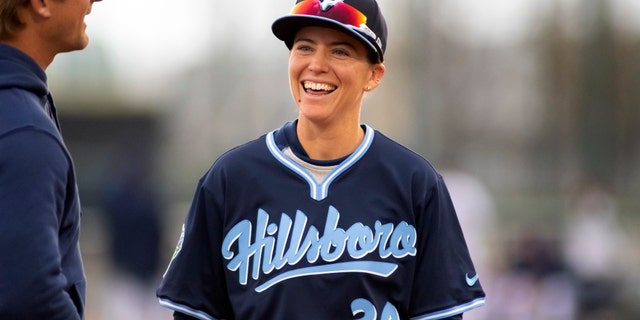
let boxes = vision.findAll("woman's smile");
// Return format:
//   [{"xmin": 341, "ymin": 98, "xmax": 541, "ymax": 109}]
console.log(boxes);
[{"xmin": 302, "ymin": 81, "xmax": 337, "ymax": 95}]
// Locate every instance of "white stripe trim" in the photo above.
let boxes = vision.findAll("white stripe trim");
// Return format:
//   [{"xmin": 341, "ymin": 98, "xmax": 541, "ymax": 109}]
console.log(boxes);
[
  {"xmin": 266, "ymin": 132, "xmax": 319, "ymax": 198},
  {"xmin": 266, "ymin": 125, "xmax": 374, "ymax": 201},
  {"xmin": 319, "ymin": 125, "xmax": 374, "ymax": 199},
  {"xmin": 410, "ymin": 297, "xmax": 486, "ymax": 320},
  {"xmin": 158, "ymin": 298, "xmax": 219, "ymax": 320}
]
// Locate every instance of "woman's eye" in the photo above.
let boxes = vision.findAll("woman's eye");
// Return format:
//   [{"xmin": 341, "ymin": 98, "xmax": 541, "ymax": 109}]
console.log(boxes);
[
  {"xmin": 295, "ymin": 44, "xmax": 312, "ymax": 52},
  {"xmin": 333, "ymin": 49, "xmax": 349, "ymax": 56}
]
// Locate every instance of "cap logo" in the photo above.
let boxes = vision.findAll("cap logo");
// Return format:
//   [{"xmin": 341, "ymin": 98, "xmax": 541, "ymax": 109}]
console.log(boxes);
[
  {"xmin": 320, "ymin": 0, "xmax": 344, "ymax": 11},
  {"xmin": 319, "ymin": 0, "xmax": 342, "ymax": 11}
]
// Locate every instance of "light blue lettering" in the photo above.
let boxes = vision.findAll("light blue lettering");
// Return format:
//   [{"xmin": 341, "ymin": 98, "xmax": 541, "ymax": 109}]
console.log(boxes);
[
  {"xmin": 346, "ymin": 223, "xmax": 376, "ymax": 259},
  {"xmin": 222, "ymin": 206, "xmax": 417, "ymax": 290},
  {"xmin": 352, "ymin": 298, "xmax": 377, "ymax": 320},
  {"xmin": 320, "ymin": 206, "xmax": 347, "ymax": 262},
  {"xmin": 351, "ymin": 299, "xmax": 400, "ymax": 320},
  {"xmin": 252, "ymin": 210, "xmax": 270, "ymax": 280},
  {"xmin": 222, "ymin": 219, "xmax": 254, "ymax": 285},
  {"xmin": 380, "ymin": 302, "xmax": 400, "ymax": 320},
  {"xmin": 376, "ymin": 221, "xmax": 395, "ymax": 258},
  {"xmin": 263, "ymin": 214, "xmax": 290, "ymax": 274},
  {"xmin": 284, "ymin": 210, "xmax": 317, "ymax": 265}
]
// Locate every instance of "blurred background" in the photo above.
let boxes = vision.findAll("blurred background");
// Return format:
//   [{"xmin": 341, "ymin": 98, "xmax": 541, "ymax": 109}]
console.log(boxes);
[{"xmin": 45, "ymin": 0, "xmax": 639, "ymax": 319}]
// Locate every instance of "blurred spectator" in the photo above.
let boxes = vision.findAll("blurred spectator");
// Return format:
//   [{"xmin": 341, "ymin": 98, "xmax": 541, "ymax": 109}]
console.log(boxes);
[
  {"xmin": 488, "ymin": 233, "xmax": 577, "ymax": 320},
  {"xmin": 562, "ymin": 182, "xmax": 627, "ymax": 319},
  {"xmin": 100, "ymin": 158, "xmax": 169, "ymax": 319}
]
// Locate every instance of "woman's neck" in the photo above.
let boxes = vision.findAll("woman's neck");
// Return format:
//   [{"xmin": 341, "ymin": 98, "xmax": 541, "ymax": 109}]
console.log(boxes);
[{"xmin": 296, "ymin": 119, "xmax": 365, "ymax": 161}]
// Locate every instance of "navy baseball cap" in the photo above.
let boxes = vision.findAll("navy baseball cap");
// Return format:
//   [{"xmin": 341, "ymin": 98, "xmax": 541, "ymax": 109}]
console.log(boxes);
[{"xmin": 272, "ymin": 0, "xmax": 388, "ymax": 63}]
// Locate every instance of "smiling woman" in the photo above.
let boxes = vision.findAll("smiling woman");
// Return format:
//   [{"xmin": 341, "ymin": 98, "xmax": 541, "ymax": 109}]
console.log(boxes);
[{"xmin": 155, "ymin": 1, "xmax": 485, "ymax": 320}]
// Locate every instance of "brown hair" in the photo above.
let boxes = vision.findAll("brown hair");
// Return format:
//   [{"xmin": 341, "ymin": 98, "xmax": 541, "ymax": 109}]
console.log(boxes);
[{"xmin": 0, "ymin": 0, "xmax": 30, "ymax": 40}]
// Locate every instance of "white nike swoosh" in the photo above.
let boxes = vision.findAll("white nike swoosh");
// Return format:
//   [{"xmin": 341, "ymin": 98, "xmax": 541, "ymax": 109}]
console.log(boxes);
[{"xmin": 465, "ymin": 273, "xmax": 479, "ymax": 286}]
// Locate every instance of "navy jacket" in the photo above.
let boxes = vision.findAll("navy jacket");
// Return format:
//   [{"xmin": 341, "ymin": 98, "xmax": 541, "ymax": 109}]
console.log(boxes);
[{"xmin": 0, "ymin": 43, "xmax": 85, "ymax": 319}]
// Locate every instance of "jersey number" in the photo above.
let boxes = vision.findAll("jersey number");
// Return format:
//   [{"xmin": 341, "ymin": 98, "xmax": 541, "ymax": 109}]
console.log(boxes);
[{"xmin": 351, "ymin": 298, "xmax": 400, "ymax": 320}]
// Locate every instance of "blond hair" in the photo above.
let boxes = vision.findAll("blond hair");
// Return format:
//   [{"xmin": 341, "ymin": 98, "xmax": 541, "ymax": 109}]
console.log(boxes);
[{"xmin": 0, "ymin": 0, "xmax": 29, "ymax": 40}]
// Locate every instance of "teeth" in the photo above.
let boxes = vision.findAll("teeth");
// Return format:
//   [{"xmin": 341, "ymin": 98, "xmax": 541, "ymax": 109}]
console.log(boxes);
[{"xmin": 304, "ymin": 81, "xmax": 336, "ymax": 91}]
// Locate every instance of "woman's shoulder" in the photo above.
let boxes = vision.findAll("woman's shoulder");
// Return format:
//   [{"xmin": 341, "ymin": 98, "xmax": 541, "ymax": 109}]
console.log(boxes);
[
  {"xmin": 370, "ymin": 129, "xmax": 437, "ymax": 169},
  {"xmin": 212, "ymin": 133, "xmax": 270, "ymax": 168}
]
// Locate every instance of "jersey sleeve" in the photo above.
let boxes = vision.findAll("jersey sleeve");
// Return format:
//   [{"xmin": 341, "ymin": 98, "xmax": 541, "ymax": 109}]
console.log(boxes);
[
  {"xmin": 0, "ymin": 129, "xmax": 81, "ymax": 320},
  {"xmin": 409, "ymin": 173, "xmax": 486, "ymax": 319},
  {"xmin": 157, "ymin": 167, "xmax": 234, "ymax": 320}
]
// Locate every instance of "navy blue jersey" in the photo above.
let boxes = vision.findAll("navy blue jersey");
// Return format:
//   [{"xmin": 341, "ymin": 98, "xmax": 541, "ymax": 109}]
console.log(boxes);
[{"xmin": 157, "ymin": 121, "xmax": 485, "ymax": 320}]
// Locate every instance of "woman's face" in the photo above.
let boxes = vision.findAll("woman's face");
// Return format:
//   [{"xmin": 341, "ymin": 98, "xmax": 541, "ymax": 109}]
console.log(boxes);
[{"xmin": 288, "ymin": 26, "xmax": 384, "ymax": 127}]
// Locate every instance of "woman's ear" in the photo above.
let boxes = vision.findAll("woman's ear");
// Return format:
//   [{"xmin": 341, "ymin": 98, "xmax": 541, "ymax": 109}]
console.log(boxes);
[{"xmin": 365, "ymin": 63, "xmax": 386, "ymax": 92}]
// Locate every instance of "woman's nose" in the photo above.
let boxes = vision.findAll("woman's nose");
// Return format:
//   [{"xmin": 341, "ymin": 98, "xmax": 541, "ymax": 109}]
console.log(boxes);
[{"xmin": 308, "ymin": 52, "xmax": 329, "ymax": 73}]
